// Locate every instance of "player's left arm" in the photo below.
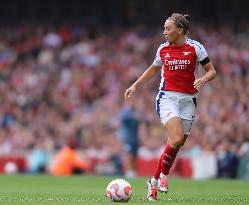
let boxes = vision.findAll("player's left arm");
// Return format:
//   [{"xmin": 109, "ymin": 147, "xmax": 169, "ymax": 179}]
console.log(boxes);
[{"xmin": 194, "ymin": 60, "xmax": 216, "ymax": 90}]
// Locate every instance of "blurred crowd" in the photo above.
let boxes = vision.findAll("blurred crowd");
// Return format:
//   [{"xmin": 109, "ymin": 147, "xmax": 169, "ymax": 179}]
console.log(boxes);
[{"xmin": 0, "ymin": 23, "xmax": 248, "ymax": 178}]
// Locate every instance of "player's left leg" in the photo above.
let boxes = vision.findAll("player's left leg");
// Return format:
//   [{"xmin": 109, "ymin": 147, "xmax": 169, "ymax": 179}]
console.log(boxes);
[
  {"xmin": 157, "ymin": 133, "xmax": 188, "ymax": 192},
  {"xmin": 157, "ymin": 117, "xmax": 194, "ymax": 193},
  {"xmin": 157, "ymin": 117, "xmax": 187, "ymax": 193}
]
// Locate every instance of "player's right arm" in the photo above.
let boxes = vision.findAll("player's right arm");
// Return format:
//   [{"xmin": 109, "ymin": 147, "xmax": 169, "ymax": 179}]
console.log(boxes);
[{"xmin": 124, "ymin": 64, "xmax": 161, "ymax": 100}]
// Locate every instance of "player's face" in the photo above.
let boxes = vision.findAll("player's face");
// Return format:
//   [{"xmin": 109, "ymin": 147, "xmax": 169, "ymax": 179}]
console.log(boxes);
[{"xmin": 163, "ymin": 19, "xmax": 182, "ymax": 44}]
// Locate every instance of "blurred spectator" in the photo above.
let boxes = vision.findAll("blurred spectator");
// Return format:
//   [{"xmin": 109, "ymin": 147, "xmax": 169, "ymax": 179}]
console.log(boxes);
[
  {"xmin": 217, "ymin": 140, "xmax": 239, "ymax": 178},
  {"xmin": 237, "ymin": 154, "xmax": 249, "ymax": 180},
  {"xmin": 27, "ymin": 140, "xmax": 48, "ymax": 173},
  {"xmin": 50, "ymin": 137, "xmax": 89, "ymax": 176},
  {"xmin": 84, "ymin": 126, "xmax": 123, "ymax": 176},
  {"xmin": 119, "ymin": 100, "xmax": 142, "ymax": 178}
]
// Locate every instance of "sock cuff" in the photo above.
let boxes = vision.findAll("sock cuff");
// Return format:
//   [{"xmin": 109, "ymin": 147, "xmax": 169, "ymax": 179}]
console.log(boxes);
[
  {"xmin": 167, "ymin": 143, "xmax": 177, "ymax": 152},
  {"xmin": 159, "ymin": 172, "xmax": 168, "ymax": 179}
]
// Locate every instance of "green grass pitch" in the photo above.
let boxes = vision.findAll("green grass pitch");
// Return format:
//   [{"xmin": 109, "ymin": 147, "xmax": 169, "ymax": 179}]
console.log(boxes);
[{"xmin": 0, "ymin": 175, "xmax": 248, "ymax": 205}]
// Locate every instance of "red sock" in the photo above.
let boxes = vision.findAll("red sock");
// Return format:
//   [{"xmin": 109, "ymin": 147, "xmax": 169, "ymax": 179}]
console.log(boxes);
[
  {"xmin": 161, "ymin": 143, "xmax": 179, "ymax": 175},
  {"xmin": 153, "ymin": 144, "xmax": 171, "ymax": 180},
  {"xmin": 153, "ymin": 154, "xmax": 163, "ymax": 180}
]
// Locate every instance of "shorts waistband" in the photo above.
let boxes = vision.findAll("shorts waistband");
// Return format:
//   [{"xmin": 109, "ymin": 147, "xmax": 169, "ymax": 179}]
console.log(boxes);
[{"xmin": 159, "ymin": 90, "xmax": 197, "ymax": 98}]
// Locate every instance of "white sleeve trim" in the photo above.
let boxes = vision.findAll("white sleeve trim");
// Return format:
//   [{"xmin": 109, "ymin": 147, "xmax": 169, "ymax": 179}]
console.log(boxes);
[
  {"xmin": 187, "ymin": 39, "xmax": 208, "ymax": 62},
  {"xmin": 152, "ymin": 44, "xmax": 165, "ymax": 66}
]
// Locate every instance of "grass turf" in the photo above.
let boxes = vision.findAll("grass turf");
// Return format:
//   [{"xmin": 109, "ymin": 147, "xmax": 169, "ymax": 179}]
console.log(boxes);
[{"xmin": 0, "ymin": 175, "xmax": 248, "ymax": 205}]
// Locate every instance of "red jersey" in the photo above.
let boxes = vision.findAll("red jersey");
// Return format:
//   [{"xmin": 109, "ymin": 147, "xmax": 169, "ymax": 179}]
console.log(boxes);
[{"xmin": 153, "ymin": 39, "xmax": 208, "ymax": 94}]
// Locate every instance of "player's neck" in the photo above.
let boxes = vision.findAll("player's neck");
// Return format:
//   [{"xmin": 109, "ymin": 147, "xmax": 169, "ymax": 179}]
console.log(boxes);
[{"xmin": 171, "ymin": 36, "xmax": 186, "ymax": 46}]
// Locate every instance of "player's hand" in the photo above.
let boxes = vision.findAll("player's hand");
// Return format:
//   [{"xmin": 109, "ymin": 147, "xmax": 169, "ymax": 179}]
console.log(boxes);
[
  {"xmin": 193, "ymin": 77, "xmax": 207, "ymax": 90},
  {"xmin": 124, "ymin": 86, "xmax": 136, "ymax": 100}
]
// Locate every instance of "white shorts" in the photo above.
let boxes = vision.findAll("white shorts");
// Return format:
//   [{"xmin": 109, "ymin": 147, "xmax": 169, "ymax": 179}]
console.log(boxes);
[{"xmin": 156, "ymin": 91, "xmax": 197, "ymax": 135}]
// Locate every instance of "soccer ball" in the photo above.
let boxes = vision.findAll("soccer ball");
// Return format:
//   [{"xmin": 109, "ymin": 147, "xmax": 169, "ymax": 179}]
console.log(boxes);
[{"xmin": 106, "ymin": 179, "xmax": 132, "ymax": 202}]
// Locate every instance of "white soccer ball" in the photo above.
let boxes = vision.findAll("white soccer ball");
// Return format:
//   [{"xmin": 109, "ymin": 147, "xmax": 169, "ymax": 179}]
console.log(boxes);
[{"xmin": 106, "ymin": 179, "xmax": 132, "ymax": 202}]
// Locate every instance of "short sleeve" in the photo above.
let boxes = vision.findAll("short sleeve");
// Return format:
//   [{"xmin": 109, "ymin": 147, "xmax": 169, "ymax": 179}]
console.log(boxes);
[
  {"xmin": 152, "ymin": 46, "xmax": 163, "ymax": 66},
  {"xmin": 195, "ymin": 42, "xmax": 208, "ymax": 62}
]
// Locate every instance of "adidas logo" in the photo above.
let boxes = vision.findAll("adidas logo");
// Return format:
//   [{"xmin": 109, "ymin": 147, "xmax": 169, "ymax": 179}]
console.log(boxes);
[{"xmin": 165, "ymin": 53, "xmax": 170, "ymax": 58}]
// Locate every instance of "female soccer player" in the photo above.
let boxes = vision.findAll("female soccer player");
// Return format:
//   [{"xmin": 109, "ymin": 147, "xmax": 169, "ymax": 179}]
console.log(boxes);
[{"xmin": 124, "ymin": 13, "xmax": 216, "ymax": 201}]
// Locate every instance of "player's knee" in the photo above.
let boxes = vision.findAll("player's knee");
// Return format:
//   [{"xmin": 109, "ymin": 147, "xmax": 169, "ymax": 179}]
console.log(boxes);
[{"xmin": 170, "ymin": 134, "xmax": 185, "ymax": 149}]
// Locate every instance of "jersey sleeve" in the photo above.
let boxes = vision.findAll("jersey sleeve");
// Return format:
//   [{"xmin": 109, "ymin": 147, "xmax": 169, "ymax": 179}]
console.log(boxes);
[
  {"xmin": 195, "ymin": 42, "xmax": 208, "ymax": 62},
  {"xmin": 152, "ymin": 45, "xmax": 163, "ymax": 66}
]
